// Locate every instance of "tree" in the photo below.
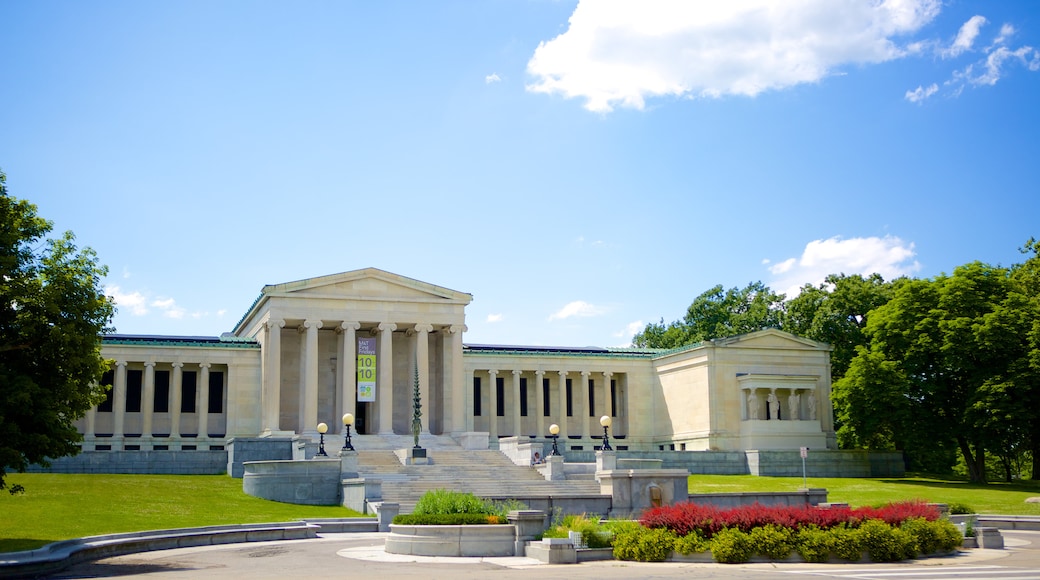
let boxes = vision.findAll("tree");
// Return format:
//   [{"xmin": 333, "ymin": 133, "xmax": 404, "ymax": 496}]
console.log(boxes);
[
  {"xmin": 783, "ymin": 273, "xmax": 902, "ymax": 382},
  {"xmin": 0, "ymin": 170, "xmax": 115, "ymax": 492},
  {"xmin": 834, "ymin": 262, "xmax": 1026, "ymax": 482},
  {"xmin": 633, "ymin": 282, "xmax": 785, "ymax": 348}
]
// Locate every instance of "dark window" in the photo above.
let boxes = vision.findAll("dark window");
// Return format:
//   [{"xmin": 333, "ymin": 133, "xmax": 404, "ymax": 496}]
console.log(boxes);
[
  {"xmin": 519, "ymin": 377, "xmax": 528, "ymax": 417},
  {"xmin": 154, "ymin": 370, "xmax": 170, "ymax": 413},
  {"xmin": 610, "ymin": 379, "xmax": 617, "ymax": 417},
  {"xmin": 125, "ymin": 370, "xmax": 143, "ymax": 413},
  {"xmin": 542, "ymin": 378, "xmax": 551, "ymax": 417},
  {"xmin": 473, "ymin": 377, "xmax": 481, "ymax": 416},
  {"xmin": 207, "ymin": 371, "xmax": 224, "ymax": 414},
  {"xmin": 495, "ymin": 377, "xmax": 505, "ymax": 417},
  {"xmin": 588, "ymin": 379, "xmax": 595, "ymax": 417},
  {"xmin": 153, "ymin": 445, "xmax": 169, "ymax": 451},
  {"xmin": 181, "ymin": 371, "xmax": 197, "ymax": 413},
  {"xmin": 565, "ymin": 379, "xmax": 573, "ymax": 417},
  {"xmin": 98, "ymin": 370, "xmax": 114, "ymax": 412},
  {"xmin": 95, "ymin": 444, "xmax": 112, "ymax": 451}
]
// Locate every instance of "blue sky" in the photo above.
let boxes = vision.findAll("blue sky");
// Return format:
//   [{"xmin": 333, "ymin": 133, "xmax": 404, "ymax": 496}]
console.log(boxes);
[{"xmin": 2, "ymin": 0, "xmax": 1038, "ymax": 348}]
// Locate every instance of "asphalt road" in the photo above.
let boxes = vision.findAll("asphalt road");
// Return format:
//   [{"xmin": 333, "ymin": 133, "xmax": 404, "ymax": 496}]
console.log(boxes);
[{"xmin": 44, "ymin": 530, "xmax": 1040, "ymax": 580}]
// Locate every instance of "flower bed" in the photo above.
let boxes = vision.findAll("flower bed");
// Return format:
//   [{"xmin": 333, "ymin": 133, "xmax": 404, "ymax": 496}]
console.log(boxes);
[{"xmin": 610, "ymin": 500, "xmax": 962, "ymax": 563}]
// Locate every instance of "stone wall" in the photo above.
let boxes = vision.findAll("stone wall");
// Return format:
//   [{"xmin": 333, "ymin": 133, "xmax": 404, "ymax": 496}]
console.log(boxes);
[
  {"xmin": 746, "ymin": 449, "xmax": 904, "ymax": 477},
  {"xmin": 26, "ymin": 450, "xmax": 228, "ymax": 475}
]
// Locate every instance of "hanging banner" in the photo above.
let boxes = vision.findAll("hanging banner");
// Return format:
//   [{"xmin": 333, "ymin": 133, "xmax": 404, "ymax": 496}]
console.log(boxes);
[{"xmin": 357, "ymin": 337, "xmax": 377, "ymax": 402}]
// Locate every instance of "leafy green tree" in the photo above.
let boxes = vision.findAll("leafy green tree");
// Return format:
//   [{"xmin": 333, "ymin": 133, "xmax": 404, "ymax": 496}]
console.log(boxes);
[
  {"xmin": 633, "ymin": 281, "xmax": 785, "ymax": 347},
  {"xmin": 783, "ymin": 273, "xmax": 902, "ymax": 382},
  {"xmin": 835, "ymin": 262, "xmax": 1025, "ymax": 482},
  {"xmin": 0, "ymin": 170, "xmax": 114, "ymax": 492}
]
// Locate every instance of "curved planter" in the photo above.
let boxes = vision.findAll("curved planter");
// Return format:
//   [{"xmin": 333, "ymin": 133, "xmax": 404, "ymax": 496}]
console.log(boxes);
[{"xmin": 385, "ymin": 524, "xmax": 516, "ymax": 557}]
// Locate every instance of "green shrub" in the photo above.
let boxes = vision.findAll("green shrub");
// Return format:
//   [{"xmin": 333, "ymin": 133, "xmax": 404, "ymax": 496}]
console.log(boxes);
[
  {"xmin": 794, "ymin": 525, "xmax": 833, "ymax": 563},
  {"xmin": 829, "ymin": 524, "xmax": 863, "ymax": 561},
  {"xmin": 412, "ymin": 489, "xmax": 495, "ymax": 516},
  {"xmin": 749, "ymin": 524, "xmax": 794, "ymax": 560},
  {"xmin": 673, "ymin": 530, "xmax": 710, "ymax": 555},
  {"xmin": 392, "ymin": 513, "xmax": 503, "ymax": 525},
  {"xmin": 948, "ymin": 502, "xmax": 974, "ymax": 515},
  {"xmin": 612, "ymin": 525, "xmax": 676, "ymax": 562},
  {"xmin": 857, "ymin": 519, "xmax": 916, "ymax": 562},
  {"xmin": 710, "ymin": 527, "xmax": 753, "ymax": 563},
  {"xmin": 541, "ymin": 514, "xmax": 613, "ymax": 548},
  {"xmin": 901, "ymin": 517, "xmax": 962, "ymax": 554}
]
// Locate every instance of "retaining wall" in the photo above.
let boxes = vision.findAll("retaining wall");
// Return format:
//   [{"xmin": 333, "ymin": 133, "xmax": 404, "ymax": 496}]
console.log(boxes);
[{"xmin": 25, "ymin": 450, "xmax": 227, "ymax": 475}]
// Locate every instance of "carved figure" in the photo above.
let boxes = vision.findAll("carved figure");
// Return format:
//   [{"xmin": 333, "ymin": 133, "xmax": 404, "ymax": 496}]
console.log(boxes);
[
  {"xmin": 767, "ymin": 392, "xmax": 780, "ymax": 420},
  {"xmin": 747, "ymin": 392, "xmax": 759, "ymax": 420},
  {"xmin": 788, "ymin": 392, "xmax": 801, "ymax": 420},
  {"xmin": 808, "ymin": 392, "xmax": 817, "ymax": 420}
]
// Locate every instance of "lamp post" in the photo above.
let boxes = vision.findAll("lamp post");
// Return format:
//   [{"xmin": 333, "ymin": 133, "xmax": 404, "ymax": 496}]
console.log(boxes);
[
  {"xmin": 599, "ymin": 415, "xmax": 612, "ymax": 451},
  {"xmin": 548, "ymin": 423, "xmax": 561, "ymax": 456},
  {"xmin": 316, "ymin": 422, "xmax": 328, "ymax": 457},
  {"xmin": 341, "ymin": 413, "xmax": 355, "ymax": 451}
]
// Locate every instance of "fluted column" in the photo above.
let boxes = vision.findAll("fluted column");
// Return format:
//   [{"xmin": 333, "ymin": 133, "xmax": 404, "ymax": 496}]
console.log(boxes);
[
  {"xmin": 263, "ymin": 318, "xmax": 285, "ymax": 433},
  {"xmin": 377, "ymin": 322, "xmax": 397, "ymax": 434},
  {"xmin": 338, "ymin": 322, "xmax": 360, "ymax": 433},
  {"xmin": 171, "ymin": 363, "xmax": 183, "ymax": 440},
  {"xmin": 534, "ymin": 370, "xmax": 545, "ymax": 438},
  {"xmin": 488, "ymin": 370, "xmax": 499, "ymax": 440},
  {"xmin": 84, "ymin": 406, "xmax": 96, "ymax": 450},
  {"xmin": 557, "ymin": 371, "xmax": 569, "ymax": 439},
  {"xmin": 580, "ymin": 370, "xmax": 591, "ymax": 440},
  {"xmin": 602, "ymin": 372, "xmax": 613, "ymax": 417},
  {"xmin": 463, "ymin": 368, "xmax": 474, "ymax": 431},
  {"xmin": 142, "ymin": 362, "xmax": 156, "ymax": 447},
  {"xmin": 413, "ymin": 323, "xmax": 433, "ymax": 434},
  {"xmin": 302, "ymin": 319, "xmax": 323, "ymax": 436},
  {"xmin": 511, "ymin": 370, "xmax": 522, "ymax": 437},
  {"xmin": 112, "ymin": 361, "xmax": 127, "ymax": 442},
  {"xmin": 447, "ymin": 325, "xmax": 466, "ymax": 433},
  {"xmin": 198, "ymin": 363, "xmax": 210, "ymax": 440}
]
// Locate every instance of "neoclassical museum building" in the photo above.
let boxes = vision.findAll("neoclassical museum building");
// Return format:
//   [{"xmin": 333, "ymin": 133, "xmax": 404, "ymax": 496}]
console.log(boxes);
[{"xmin": 69, "ymin": 269, "xmax": 839, "ymax": 472}]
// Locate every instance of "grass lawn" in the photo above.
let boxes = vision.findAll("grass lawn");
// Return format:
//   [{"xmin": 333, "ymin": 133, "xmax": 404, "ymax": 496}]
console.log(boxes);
[
  {"xmin": 689, "ymin": 474, "xmax": 1040, "ymax": 515},
  {"xmin": 0, "ymin": 473, "xmax": 364, "ymax": 553}
]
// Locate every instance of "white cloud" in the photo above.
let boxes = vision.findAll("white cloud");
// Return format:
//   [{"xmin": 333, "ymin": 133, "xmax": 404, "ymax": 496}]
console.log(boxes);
[
  {"xmin": 768, "ymin": 258, "xmax": 796, "ymax": 275},
  {"xmin": 904, "ymin": 83, "xmax": 938, "ymax": 102},
  {"xmin": 548, "ymin": 300, "xmax": 606, "ymax": 321},
  {"xmin": 613, "ymin": 320, "xmax": 645, "ymax": 339},
  {"xmin": 767, "ymin": 236, "xmax": 921, "ymax": 297},
  {"xmin": 924, "ymin": 20, "xmax": 1040, "ymax": 98},
  {"xmin": 526, "ymin": 0, "xmax": 941, "ymax": 112},
  {"xmin": 485, "ymin": 73, "xmax": 501, "ymax": 84},
  {"xmin": 151, "ymin": 297, "xmax": 186, "ymax": 319},
  {"xmin": 106, "ymin": 285, "xmax": 148, "ymax": 316},
  {"xmin": 487, "ymin": 313, "xmax": 503, "ymax": 323},
  {"xmin": 943, "ymin": 15, "xmax": 986, "ymax": 58}
]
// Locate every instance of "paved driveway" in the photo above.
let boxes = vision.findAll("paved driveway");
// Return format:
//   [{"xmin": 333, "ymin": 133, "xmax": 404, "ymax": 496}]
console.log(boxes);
[{"xmin": 45, "ymin": 530, "xmax": 1040, "ymax": 580}]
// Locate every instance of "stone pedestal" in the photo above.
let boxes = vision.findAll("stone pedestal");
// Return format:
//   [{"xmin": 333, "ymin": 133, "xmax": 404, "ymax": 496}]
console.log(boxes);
[
  {"xmin": 397, "ymin": 447, "xmax": 429, "ymax": 465},
  {"xmin": 543, "ymin": 455, "xmax": 566, "ymax": 481},
  {"xmin": 526, "ymin": 538, "xmax": 577, "ymax": 564},
  {"xmin": 508, "ymin": 510, "xmax": 548, "ymax": 556},
  {"xmin": 339, "ymin": 450, "xmax": 359, "ymax": 478},
  {"xmin": 597, "ymin": 469, "xmax": 690, "ymax": 517},
  {"xmin": 374, "ymin": 502, "xmax": 399, "ymax": 532},
  {"xmin": 977, "ymin": 527, "xmax": 1004, "ymax": 549},
  {"xmin": 596, "ymin": 450, "xmax": 616, "ymax": 472}
]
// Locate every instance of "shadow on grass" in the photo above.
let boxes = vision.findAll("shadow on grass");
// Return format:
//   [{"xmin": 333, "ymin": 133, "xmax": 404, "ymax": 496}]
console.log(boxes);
[
  {"xmin": 878, "ymin": 479, "xmax": 1040, "ymax": 492},
  {"xmin": 0, "ymin": 538, "xmax": 56, "ymax": 553}
]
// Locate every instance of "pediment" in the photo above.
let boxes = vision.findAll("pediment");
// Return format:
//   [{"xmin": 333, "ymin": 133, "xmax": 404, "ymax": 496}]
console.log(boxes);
[
  {"xmin": 713, "ymin": 328, "xmax": 829, "ymax": 350},
  {"xmin": 262, "ymin": 268, "xmax": 472, "ymax": 304}
]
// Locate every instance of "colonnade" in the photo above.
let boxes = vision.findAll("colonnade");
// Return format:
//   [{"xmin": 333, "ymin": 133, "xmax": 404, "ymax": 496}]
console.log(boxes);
[
  {"xmin": 82, "ymin": 360, "xmax": 227, "ymax": 451},
  {"xmin": 743, "ymin": 387, "xmax": 817, "ymax": 421},
  {"xmin": 260, "ymin": 317, "xmax": 466, "ymax": 436},
  {"xmin": 465, "ymin": 369, "xmax": 625, "ymax": 446}
]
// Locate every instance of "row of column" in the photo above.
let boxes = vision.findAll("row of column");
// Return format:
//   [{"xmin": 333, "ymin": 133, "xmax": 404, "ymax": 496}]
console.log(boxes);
[
  {"xmin": 262, "ymin": 318, "xmax": 466, "ymax": 436},
  {"xmin": 744, "ymin": 387, "xmax": 817, "ymax": 421},
  {"xmin": 467, "ymin": 369, "xmax": 619, "ymax": 440},
  {"xmin": 83, "ymin": 361, "xmax": 215, "ymax": 445}
]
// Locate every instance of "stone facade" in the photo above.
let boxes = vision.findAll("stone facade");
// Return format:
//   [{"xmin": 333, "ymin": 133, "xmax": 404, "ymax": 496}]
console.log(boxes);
[{"xmin": 73, "ymin": 268, "xmax": 837, "ymax": 459}]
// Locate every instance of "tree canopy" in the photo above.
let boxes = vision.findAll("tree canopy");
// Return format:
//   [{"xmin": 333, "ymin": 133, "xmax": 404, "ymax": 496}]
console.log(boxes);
[{"xmin": 0, "ymin": 170, "xmax": 115, "ymax": 491}]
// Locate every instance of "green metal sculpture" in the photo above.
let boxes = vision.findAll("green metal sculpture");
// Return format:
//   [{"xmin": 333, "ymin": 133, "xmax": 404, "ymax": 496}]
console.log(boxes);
[{"xmin": 411, "ymin": 362, "xmax": 422, "ymax": 449}]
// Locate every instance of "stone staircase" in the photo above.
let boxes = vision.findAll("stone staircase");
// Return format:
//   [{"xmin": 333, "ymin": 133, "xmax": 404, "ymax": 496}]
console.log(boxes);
[{"xmin": 343, "ymin": 436, "xmax": 603, "ymax": 513}]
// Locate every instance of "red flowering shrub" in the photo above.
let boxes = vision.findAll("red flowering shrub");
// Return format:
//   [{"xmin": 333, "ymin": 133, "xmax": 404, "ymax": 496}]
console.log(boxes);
[{"xmin": 640, "ymin": 500, "xmax": 938, "ymax": 538}]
